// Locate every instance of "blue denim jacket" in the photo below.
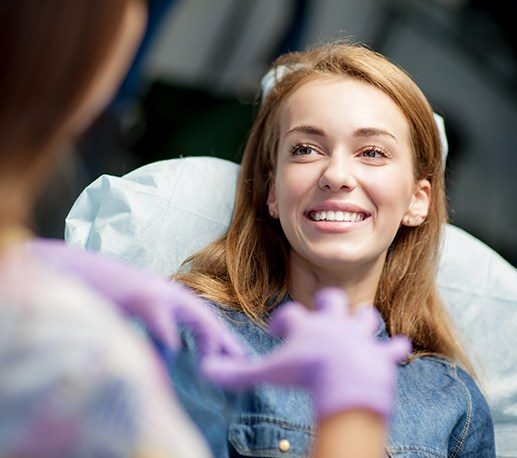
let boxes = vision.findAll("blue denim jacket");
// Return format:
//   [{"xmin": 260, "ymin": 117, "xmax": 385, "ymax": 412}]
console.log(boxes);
[{"xmin": 169, "ymin": 302, "xmax": 495, "ymax": 457}]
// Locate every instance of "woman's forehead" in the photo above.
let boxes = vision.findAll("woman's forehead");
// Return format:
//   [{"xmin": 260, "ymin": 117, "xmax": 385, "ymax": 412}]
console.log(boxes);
[{"xmin": 277, "ymin": 77, "xmax": 411, "ymax": 144}]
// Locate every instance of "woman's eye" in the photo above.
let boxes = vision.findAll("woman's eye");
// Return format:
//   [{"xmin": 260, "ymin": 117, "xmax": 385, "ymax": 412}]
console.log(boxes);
[
  {"xmin": 291, "ymin": 144, "xmax": 317, "ymax": 156},
  {"xmin": 358, "ymin": 147, "xmax": 387, "ymax": 159}
]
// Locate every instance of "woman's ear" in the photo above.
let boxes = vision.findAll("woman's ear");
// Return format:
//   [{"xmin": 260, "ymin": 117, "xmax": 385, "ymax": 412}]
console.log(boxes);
[
  {"xmin": 267, "ymin": 184, "xmax": 279, "ymax": 219},
  {"xmin": 402, "ymin": 179, "xmax": 431, "ymax": 227}
]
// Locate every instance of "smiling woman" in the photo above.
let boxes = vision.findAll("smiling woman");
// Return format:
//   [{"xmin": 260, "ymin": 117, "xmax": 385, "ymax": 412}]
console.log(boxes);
[
  {"xmin": 269, "ymin": 78, "xmax": 431, "ymax": 298},
  {"xmin": 173, "ymin": 43, "xmax": 495, "ymax": 457}
]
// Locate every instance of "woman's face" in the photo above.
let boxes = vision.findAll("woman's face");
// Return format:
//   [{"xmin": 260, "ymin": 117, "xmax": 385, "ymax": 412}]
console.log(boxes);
[{"xmin": 267, "ymin": 77, "xmax": 430, "ymax": 273}]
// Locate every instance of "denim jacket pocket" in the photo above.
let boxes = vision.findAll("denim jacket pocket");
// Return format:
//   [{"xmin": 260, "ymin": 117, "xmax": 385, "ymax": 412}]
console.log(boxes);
[{"xmin": 229, "ymin": 414, "xmax": 315, "ymax": 458}]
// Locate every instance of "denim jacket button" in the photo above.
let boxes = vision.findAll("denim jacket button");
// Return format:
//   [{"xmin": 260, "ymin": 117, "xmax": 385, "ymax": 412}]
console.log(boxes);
[{"xmin": 278, "ymin": 439, "xmax": 291, "ymax": 452}]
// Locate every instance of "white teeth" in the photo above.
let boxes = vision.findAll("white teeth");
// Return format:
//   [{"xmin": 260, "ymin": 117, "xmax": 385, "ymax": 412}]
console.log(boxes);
[{"xmin": 310, "ymin": 211, "xmax": 365, "ymax": 222}]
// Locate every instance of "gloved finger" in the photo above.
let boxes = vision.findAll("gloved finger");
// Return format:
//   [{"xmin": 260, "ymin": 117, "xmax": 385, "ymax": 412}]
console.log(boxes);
[
  {"xmin": 383, "ymin": 335, "xmax": 412, "ymax": 362},
  {"xmin": 202, "ymin": 350, "xmax": 298, "ymax": 390},
  {"xmin": 172, "ymin": 300, "xmax": 247, "ymax": 358},
  {"xmin": 314, "ymin": 287, "xmax": 350, "ymax": 316},
  {"xmin": 146, "ymin": 306, "xmax": 182, "ymax": 351},
  {"xmin": 201, "ymin": 357, "xmax": 258, "ymax": 390},
  {"xmin": 166, "ymin": 282, "xmax": 204, "ymax": 309},
  {"xmin": 354, "ymin": 306, "xmax": 381, "ymax": 336},
  {"xmin": 268, "ymin": 301, "xmax": 307, "ymax": 338},
  {"xmin": 197, "ymin": 327, "xmax": 248, "ymax": 359},
  {"xmin": 168, "ymin": 284, "xmax": 220, "ymax": 329}
]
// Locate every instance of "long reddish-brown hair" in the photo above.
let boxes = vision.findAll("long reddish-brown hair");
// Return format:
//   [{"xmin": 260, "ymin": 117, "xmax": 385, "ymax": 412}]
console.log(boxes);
[
  {"xmin": 0, "ymin": 0, "xmax": 142, "ymax": 228},
  {"xmin": 177, "ymin": 43, "xmax": 471, "ymax": 371}
]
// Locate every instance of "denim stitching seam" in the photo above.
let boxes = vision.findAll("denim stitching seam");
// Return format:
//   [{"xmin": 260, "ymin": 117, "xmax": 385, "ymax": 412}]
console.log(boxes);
[{"xmin": 450, "ymin": 366, "xmax": 473, "ymax": 458}]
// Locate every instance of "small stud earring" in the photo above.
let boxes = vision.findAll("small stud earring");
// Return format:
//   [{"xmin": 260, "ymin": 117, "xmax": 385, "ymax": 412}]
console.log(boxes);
[{"xmin": 406, "ymin": 216, "xmax": 412, "ymax": 225}]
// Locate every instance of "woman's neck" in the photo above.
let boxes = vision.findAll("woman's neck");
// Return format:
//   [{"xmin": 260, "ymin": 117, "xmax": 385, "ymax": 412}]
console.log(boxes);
[{"xmin": 288, "ymin": 251, "xmax": 386, "ymax": 310}]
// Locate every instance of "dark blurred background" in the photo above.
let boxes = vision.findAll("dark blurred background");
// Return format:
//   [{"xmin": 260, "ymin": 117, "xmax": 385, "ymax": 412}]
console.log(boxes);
[{"xmin": 35, "ymin": 0, "xmax": 517, "ymax": 266}]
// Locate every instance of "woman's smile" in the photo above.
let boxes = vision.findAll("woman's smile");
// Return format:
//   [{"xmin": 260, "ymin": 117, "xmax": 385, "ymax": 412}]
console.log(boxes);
[
  {"xmin": 304, "ymin": 212, "xmax": 371, "ymax": 233},
  {"xmin": 303, "ymin": 202, "xmax": 372, "ymax": 233}
]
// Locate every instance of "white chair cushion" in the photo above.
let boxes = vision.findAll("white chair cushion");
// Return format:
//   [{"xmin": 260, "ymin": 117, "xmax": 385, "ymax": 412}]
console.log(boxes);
[{"xmin": 66, "ymin": 157, "xmax": 239, "ymax": 276}]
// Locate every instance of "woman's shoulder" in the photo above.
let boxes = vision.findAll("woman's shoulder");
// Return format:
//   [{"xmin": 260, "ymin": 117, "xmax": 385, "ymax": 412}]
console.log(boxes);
[
  {"xmin": 389, "ymin": 355, "xmax": 495, "ymax": 457},
  {"xmin": 396, "ymin": 355, "xmax": 493, "ymax": 425},
  {"xmin": 399, "ymin": 355, "xmax": 491, "ymax": 407},
  {"xmin": 452, "ymin": 365, "xmax": 495, "ymax": 456}
]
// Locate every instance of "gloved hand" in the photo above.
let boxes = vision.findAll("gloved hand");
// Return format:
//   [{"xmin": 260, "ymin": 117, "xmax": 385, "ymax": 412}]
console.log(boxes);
[
  {"xmin": 27, "ymin": 238, "xmax": 246, "ymax": 360},
  {"xmin": 203, "ymin": 288, "xmax": 411, "ymax": 421}
]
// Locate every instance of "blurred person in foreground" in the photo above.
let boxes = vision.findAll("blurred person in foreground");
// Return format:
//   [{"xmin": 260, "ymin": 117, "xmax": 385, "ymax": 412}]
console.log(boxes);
[
  {"xmin": 0, "ymin": 1, "xmax": 220, "ymax": 455},
  {"xmin": 0, "ymin": 1, "xmax": 411, "ymax": 457}
]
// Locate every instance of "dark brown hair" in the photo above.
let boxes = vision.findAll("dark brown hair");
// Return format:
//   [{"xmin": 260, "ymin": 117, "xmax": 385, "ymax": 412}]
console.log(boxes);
[{"xmin": 0, "ymin": 0, "xmax": 140, "ymax": 227}]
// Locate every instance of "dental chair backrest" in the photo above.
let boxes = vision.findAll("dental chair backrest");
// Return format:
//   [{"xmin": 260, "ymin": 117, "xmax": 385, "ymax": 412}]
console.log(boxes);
[{"xmin": 65, "ymin": 156, "xmax": 517, "ymax": 456}]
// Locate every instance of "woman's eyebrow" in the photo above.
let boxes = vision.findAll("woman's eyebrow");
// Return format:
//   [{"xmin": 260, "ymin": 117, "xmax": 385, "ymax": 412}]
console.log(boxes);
[
  {"xmin": 284, "ymin": 124, "xmax": 326, "ymax": 138},
  {"xmin": 353, "ymin": 127, "xmax": 398, "ymax": 142},
  {"xmin": 284, "ymin": 125, "xmax": 399, "ymax": 143}
]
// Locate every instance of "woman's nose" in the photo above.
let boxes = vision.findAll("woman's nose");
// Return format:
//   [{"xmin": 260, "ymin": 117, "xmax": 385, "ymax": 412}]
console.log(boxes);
[{"xmin": 318, "ymin": 157, "xmax": 357, "ymax": 192}]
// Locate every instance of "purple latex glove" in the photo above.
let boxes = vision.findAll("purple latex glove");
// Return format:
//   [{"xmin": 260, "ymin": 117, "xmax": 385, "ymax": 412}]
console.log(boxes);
[
  {"xmin": 203, "ymin": 288, "xmax": 411, "ymax": 421},
  {"xmin": 27, "ymin": 238, "xmax": 246, "ymax": 360}
]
